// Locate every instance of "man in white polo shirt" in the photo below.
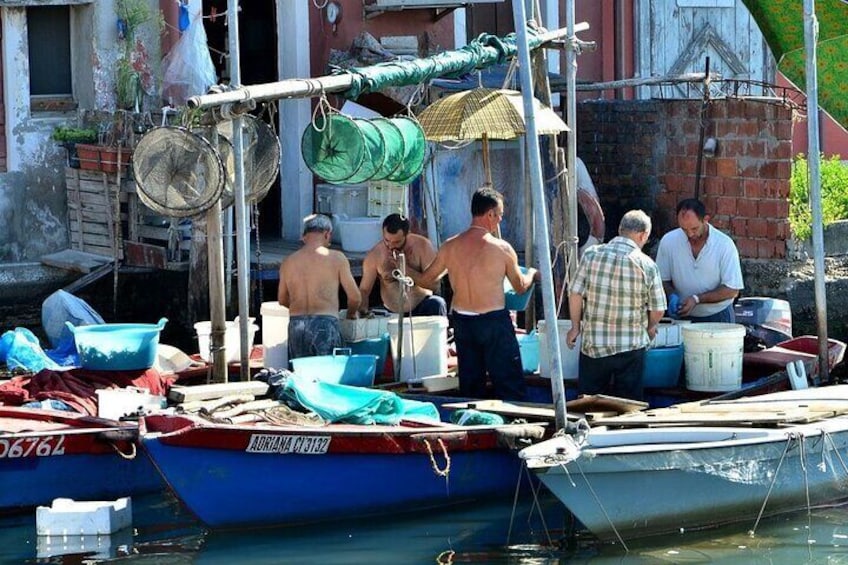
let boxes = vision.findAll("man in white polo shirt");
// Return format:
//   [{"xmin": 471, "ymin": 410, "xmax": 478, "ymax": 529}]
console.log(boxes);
[{"xmin": 656, "ymin": 198, "xmax": 743, "ymax": 322}]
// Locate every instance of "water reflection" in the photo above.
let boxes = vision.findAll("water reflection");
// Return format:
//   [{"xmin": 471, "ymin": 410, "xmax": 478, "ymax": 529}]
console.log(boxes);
[{"xmin": 5, "ymin": 493, "xmax": 848, "ymax": 564}]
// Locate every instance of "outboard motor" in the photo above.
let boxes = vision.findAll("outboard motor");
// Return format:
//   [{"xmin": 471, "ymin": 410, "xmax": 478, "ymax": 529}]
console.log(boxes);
[{"xmin": 733, "ymin": 297, "xmax": 793, "ymax": 351}]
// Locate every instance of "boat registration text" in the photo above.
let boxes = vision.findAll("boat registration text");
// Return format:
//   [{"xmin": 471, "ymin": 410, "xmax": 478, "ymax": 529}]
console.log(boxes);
[
  {"xmin": 246, "ymin": 434, "xmax": 330, "ymax": 454},
  {"xmin": 0, "ymin": 435, "xmax": 66, "ymax": 458}
]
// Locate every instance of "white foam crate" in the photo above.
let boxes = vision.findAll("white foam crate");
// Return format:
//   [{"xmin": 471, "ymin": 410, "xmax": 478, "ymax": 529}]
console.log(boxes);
[
  {"xmin": 367, "ymin": 181, "xmax": 407, "ymax": 218},
  {"xmin": 651, "ymin": 319, "xmax": 691, "ymax": 348},
  {"xmin": 37, "ymin": 497, "xmax": 132, "ymax": 536}
]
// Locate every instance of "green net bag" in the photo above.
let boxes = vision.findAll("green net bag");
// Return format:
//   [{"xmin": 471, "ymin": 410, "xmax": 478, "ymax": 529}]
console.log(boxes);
[
  {"xmin": 301, "ymin": 113, "xmax": 365, "ymax": 183},
  {"xmin": 343, "ymin": 119, "xmax": 387, "ymax": 184},
  {"xmin": 386, "ymin": 117, "xmax": 426, "ymax": 184},
  {"xmin": 369, "ymin": 118, "xmax": 405, "ymax": 181}
]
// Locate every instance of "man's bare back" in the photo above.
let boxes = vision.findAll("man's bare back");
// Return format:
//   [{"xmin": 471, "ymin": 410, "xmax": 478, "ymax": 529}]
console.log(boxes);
[{"xmin": 278, "ymin": 234, "xmax": 360, "ymax": 318}]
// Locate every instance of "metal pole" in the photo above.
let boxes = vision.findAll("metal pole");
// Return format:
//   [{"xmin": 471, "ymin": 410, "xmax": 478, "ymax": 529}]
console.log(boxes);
[
  {"xmin": 513, "ymin": 0, "xmax": 568, "ymax": 429},
  {"xmin": 803, "ymin": 0, "xmax": 830, "ymax": 383},
  {"xmin": 564, "ymin": 0, "xmax": 579, "ymax": 286},
  {"xmin": 227, "ymin": 0, "xmax": 252, "ymax": 381}
]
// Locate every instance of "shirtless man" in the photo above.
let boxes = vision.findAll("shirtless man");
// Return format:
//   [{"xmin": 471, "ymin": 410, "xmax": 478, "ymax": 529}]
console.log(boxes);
[
  {"xmin": 278, "ymin": 214, "xmax": 361, "ymax": 361},
  {"xmin": 358, "ymin": 214, "xmax": 447, "ymax": 317},
  {"xmin": 419, "ymin": 187, "xmax": 538, "ymax": 401}
]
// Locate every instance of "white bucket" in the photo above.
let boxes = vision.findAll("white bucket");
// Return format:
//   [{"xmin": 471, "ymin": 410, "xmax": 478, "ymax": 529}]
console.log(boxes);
[
  {"xmin": 537, "ymin": 320, "xmax": 581, "ymax": 380},
  {"xmin": 387, "ymin": 315, "xmax": 448, "ymax": 382},
  {"xmin": 681, "ymin": 322, "xmax": 746, "ymax": 392},
  {"xmin": 194, "ymin": 318, "xmax": 258, "ymax": 363},
  {"xmin": 261, "ymin": 302, "xmax": 289, "ymax": 370}
]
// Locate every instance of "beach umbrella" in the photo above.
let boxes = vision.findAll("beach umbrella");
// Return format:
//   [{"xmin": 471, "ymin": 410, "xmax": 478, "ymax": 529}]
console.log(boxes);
[
  {"xmin": 742, "ymin": 0, "xmax": 848, "ymax": 129},
  {"xmin": 417, "ymin": 87, "xmax": 568, "ymax": 186}
]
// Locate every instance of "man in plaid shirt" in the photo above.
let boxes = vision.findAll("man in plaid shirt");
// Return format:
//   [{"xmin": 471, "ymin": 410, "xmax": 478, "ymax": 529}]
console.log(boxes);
[{"xmin": 565, "ymin": 210, "xmax": 667, "ymax": 401}]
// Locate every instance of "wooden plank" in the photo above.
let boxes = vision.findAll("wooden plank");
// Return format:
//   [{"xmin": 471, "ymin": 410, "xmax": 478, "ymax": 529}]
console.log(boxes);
[
  {"xmin": 442, "ymin": 399, "xmax": 556, "ymax": 421},
  {"xmin": 124, "ymin": 241, "xmax": 168, "ymax": 270},
  {"xmin": 40, "ymin": 249, "xmax": 112, "ymax": 274},
  {"xmin": 63, "ymin": 262, "xmax": 114, "ymax": 293},
  {"xmin": 168, "ymin": 381, "xmax": 270, "ymax": 403}
]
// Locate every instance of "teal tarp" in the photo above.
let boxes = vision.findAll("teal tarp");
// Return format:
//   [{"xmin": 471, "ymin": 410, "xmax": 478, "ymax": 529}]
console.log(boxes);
[{"xmin": 282, "ymin": 373, "xmax": 440, "ymax": 425}]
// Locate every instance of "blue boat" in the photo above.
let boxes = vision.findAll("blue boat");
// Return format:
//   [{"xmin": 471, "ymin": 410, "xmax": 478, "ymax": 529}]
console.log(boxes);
[
  {"xmin": 140, "ymin": 396, "xmax": 545, "ymax": 528},
  {"xmin": 0, "ymin": 407, "xmax": 162, "ymax": 512}
]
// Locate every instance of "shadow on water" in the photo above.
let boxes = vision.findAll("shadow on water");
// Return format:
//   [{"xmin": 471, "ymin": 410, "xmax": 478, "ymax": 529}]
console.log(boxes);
[{"xmin": 7, "ymin": 492, "xmax": 848, "ymax": 564}]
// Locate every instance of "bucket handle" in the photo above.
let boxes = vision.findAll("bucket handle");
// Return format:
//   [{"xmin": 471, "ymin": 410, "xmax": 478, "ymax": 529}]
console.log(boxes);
[
  {"xmin": 64, "ymin": 321, "xmax": 77, "ymax": 335},
  {"xmin": 156, "ymin": 317, "xmax": 168, "ymax": 330},
  {"xmin": 333, "ymin": 348, "xmax": 352, "ymax": 357}
]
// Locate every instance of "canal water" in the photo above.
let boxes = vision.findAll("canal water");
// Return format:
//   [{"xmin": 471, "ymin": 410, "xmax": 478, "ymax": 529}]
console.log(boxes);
[{"xmin": 3, "ymin": 490, "xmax": 848, "ymax": 564}]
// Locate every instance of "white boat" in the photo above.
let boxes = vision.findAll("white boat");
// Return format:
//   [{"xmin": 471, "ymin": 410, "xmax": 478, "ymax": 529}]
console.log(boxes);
[{"xmin": 520, "ymin": 386, "xmax": 848, "ymax": 541}]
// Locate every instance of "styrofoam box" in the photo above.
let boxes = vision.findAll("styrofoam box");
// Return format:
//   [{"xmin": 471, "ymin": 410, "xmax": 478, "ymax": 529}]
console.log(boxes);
[
  {"xmin": 651, "ymin": 319, "xmax": 691, "ymax": 348},
  {"xmin": 96, "ymin": 387, "xmax": 165, "ymax": 420},
  {"xmin": 316, "ymin": 183, "xmax": 369, "ymax": 217},
  {"xmin": 37, "ymin": 497, "xmax": 132, "ymax": 535},
  {"xmin": 367, "ymin": 180, "xmax": 408, "ymax": 218},
  {"xmin": 338, "ymin": 310, "xmax": 393, "ymax": 342}
]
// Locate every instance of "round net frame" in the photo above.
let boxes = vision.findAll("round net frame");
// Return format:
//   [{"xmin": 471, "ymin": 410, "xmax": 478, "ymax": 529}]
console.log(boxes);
[
  {"xmin": 386, "ymin": 116, "xmax": 426, "ymax": 184},
  {"xmin": 132, "ymin": 127, "xmax": 225, "ymax": 218},
  {"xmin": 216, "ymin": 115, "xmax": 281, "ymax": 204},
  {"xmin": 301, "ymin": 113, "xmax": 366, "ymax": 183},
  {"xmin": 194, "ymin": 125, "xmax": 236, "ymax": 210}
]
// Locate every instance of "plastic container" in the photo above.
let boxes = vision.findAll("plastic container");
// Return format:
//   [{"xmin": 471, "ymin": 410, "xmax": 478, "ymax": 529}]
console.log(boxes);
[
  {"xmin": 68, "ymin": 318, "xmax": 167, "ymax": 371},
  {"xmin": 194, "ymin": 319, "xmax": 258, "ymax": 363},
  {"xmin": 367, "ymin": 180, "xmax": 408, "ymax": 218},
  {"xmin": 337, "ymin": 216, "xmax": 382, "ymax": 253},
  {"xmin": 651, "ymin": 319, "xmax": 690, "ymax": 348},
  {"xmin": 517, "ymin": 332, "xmax": 540, "ymax": 374},
  {"xmin": 347, "ymin": 333, "xmax": 390, "ymax": 377},
  {"xmin": 537, "ymin": 319, "xmax": 580, "ymax": 380},
  {"xmin": 682, "ymin": 322, "xmax": 746, "ymax": 392},
  {"xmin": 387, "ymin": 315, "xmax": 448, "ymax": 382},
  {"xmin": 338, "ymin": 310, "xmax": 393, "ymax": 342},
  {"xmin": 643, "ymin": 345, "xmax": 684, "ymax": 388},
  {"xmin": 260, "ymin": 302, "xmax": 289, "ymax": 370},
  {"xmin": 316, "ymin": 183, "xmax": 369, "ymax": 244},
  {"xmin": 504, "ymin": 266, "xmax": 534, "ymax": 311},
  {"xmin": 290, "ymin": 350, "xmax": 379, "ymax": 387}
]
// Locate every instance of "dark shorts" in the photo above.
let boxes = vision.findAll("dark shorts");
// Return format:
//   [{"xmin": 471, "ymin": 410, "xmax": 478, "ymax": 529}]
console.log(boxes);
[
  {"xmin": 578, "ymin": 348, "xmax": 646, "ymax": 402},
  {"xmin": 450, "ymin": 309, "xmax": 525, "ymax": 401},
  {"xmin": 410, "ymin": 295, "xmax": 448, "ymax": 317},
  {"xmin": 287, "ymin": 315, "xmax": 343, "ymax": 361}
]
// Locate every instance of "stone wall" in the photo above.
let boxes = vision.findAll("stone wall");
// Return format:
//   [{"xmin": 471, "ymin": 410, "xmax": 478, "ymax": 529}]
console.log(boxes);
[{"xmin": 577, "ymin": 98, "xmax": 794, "ymax": 259}]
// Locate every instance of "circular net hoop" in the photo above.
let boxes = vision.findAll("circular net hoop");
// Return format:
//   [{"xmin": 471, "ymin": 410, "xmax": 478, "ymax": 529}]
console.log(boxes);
[
  {"xmin": 342, "ymin": 119, "xmax": 386, "ymax": 184},
  {"xmin": 194, "ymin": 126, "xmax": 236, "ymax": 210},
  {"xmin": 243, "ymin": 115, "xmax": 281, "ymax": 204},
  {"xmin": 301, "ymin": 113, "xmax": 365, "ymax": 183},
  {"xmin": 386, "ymin": 117, "xmax": 426, "ymax": 184},
  {"xmin": 369, "ymin": 118, "xmax": 405, "ymax": 181},
  {"xmin": 133, "ymin": 127, "xmax": 225, "ymax": 218}
]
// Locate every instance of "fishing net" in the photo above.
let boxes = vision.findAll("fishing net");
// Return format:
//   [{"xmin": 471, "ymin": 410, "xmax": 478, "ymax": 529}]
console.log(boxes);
[
  {"xmin": 369, "ymin": 118, "xmax": 404, "ymax": 181},
  {"xmin": 343, "ymin": 119, "xmax": 386, "ymax": 184},
  {"xmin": 301, "ymin": 113, "xmax": 366, "ymax": 183},
  {"xmin": 194, "ymin": 125, "xmax": 236, "ymax": 209},
  {"xmin": 386, "ymin": 116, "xmax": 426, "ymax": 184},
  {"xmin": 132, "ymin": 126, "xmax": 225, "ymax": 218},
  {"xmin": 243, "ymin": 115, "xmax": 282, "ymax": 204}
]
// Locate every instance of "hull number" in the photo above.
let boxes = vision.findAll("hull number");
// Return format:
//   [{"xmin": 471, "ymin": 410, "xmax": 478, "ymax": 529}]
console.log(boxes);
[
  {"xmin": 246, "ymin": 434, "xmax": 330, "ymax": 454},
  {"xmin": 0, "ymin": 435, "xmax": 66, "ymax": 458}
]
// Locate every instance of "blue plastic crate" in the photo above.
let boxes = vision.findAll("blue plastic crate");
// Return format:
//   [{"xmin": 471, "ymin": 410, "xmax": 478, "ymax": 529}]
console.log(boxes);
[{"xmin": 643, "ymin": 345, "xmax": 684, "ymax": 388}]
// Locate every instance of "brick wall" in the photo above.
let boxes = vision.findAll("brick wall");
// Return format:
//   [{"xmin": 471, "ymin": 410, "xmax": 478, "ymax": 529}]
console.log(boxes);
[{"xmin": 577, "ymin": 98, "xmax": 795, "ymax": 259}]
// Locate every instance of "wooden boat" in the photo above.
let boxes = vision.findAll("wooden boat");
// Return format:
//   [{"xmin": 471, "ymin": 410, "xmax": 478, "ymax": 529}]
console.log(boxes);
[
  {"xmin": 140, "ymin": 398, "xmax": 547, "ymax": 529},
  {"xmin": 520, "ymin": 385, "xmax": 848, "ymax": 541},
  {"xmin": 0, "ymin": 406, "xmax": 161, "ymax": 512}
]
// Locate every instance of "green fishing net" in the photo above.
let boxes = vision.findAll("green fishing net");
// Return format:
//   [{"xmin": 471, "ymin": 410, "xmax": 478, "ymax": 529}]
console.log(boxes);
[{"xmin": 301, "ymin": 114, "xmax": 365, "ymax": 183}]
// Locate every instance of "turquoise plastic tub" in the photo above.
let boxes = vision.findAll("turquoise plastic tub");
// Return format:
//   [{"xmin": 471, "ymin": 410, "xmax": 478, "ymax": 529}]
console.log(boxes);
[
  {"xmin": 347, "ymin": 333, "xmax": 389, "ymax": 377},
  {"xmin": 67, "ymin": 318, "xmax": 167, "ymax": 371},
  {"xmin": 290, "ymin": 349, "xmax": 379, "ymax": 387},
  {"xmin": 643, "ymin": 345, "xmax": 684, "ymax": 388},
  {"xmin": 504, "ymin": 266, "xmax": 534, "ymax": 311}
]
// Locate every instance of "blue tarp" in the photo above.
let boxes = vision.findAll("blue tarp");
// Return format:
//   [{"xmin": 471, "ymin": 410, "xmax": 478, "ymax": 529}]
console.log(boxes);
[{"xmin": 281, "ymin": 373, "xmax": 440, "ymax": 425}]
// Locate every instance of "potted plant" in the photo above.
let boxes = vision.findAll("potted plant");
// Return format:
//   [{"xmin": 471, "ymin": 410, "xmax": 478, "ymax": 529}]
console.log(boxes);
[{"xmin": 51, "ymin": 126, "xmax": 98, "ymax": 168}]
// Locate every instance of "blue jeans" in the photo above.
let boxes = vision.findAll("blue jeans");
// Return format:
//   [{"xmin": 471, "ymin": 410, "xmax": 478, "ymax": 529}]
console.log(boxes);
[
  {"xmin": 684, "ymin": 304, "xmax": 736, "ymax": 323},
  {"xmin": 410, "ymin": 295, "xmax": 447, "ymax": 317}
]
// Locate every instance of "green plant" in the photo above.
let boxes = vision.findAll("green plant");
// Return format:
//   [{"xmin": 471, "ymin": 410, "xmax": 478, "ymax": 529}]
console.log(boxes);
[
  {"xmin": 51, "ymin": 126, "xmax": 98, "ymax": 144},
  {"xmin": 789, "ymin": 154, "xmax": 848, "ymax": 241}
]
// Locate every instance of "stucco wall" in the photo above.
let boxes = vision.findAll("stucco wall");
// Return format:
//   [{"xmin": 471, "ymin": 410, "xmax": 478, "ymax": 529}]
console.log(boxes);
[{"xmin": 0, "ymin": 0, "xmax": 161, "ymax": 262}]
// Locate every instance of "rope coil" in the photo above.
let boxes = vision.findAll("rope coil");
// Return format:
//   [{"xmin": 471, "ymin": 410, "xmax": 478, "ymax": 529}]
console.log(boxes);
[{"xmin": 423, "ymin": 438, "xmax": 451, "ymax": 478}]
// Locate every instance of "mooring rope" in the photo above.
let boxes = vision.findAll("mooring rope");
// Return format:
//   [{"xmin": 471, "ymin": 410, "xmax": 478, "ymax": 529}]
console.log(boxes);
[
  {"xmin": 108, "ymin": 440, "xmax": 137, "ymax": 460},
  {"xmin": 750, "ymin": 432, "xmax": 796, "ymax": 535},
  {"xmin": 573, "ymin": 457, "xmax": 629, "ymax": 551},
  {"xmin": 423, "ymin": 438, "xmax": 451, "ymax": 478}
]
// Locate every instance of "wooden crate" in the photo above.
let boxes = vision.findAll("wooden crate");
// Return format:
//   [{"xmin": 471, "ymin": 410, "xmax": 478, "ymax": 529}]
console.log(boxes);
[
  {"xmin": 121, "ymin": 181, "xmax": 190, "ymax": 271},
  {"xmin": 65, "ymin": 168, "xmax": 125, "ymax": 260}
]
